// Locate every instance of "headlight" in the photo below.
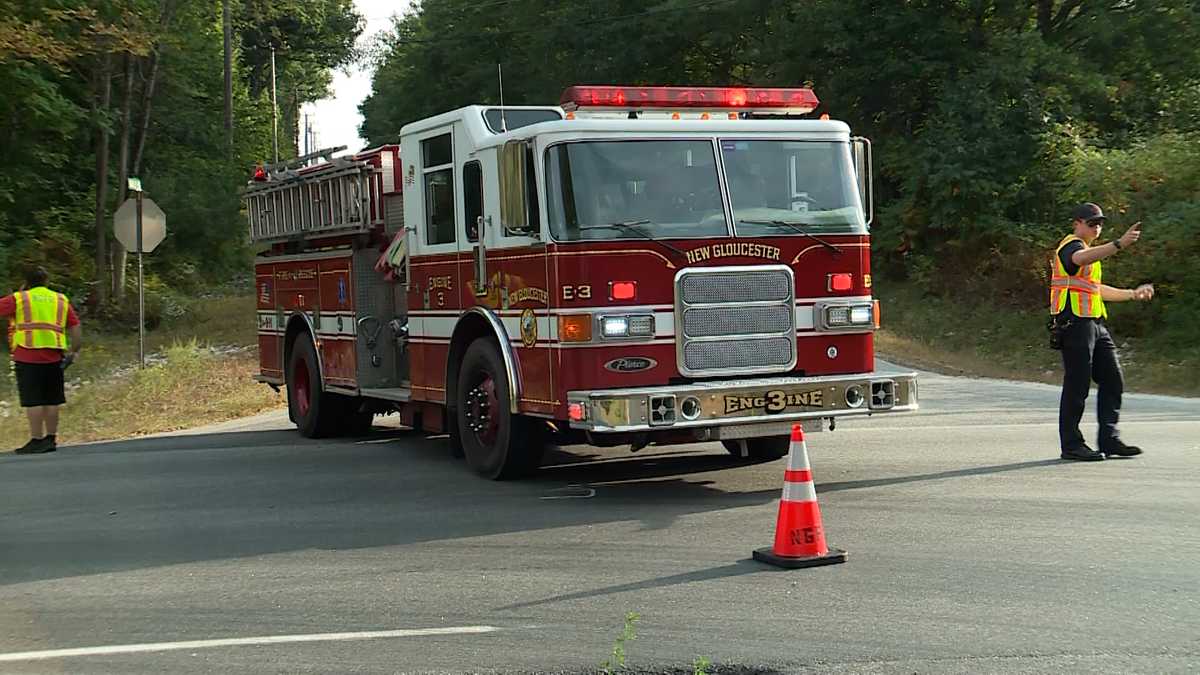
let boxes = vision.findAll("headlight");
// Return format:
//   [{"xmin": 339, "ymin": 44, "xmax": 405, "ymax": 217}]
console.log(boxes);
[
  {"xmin": 600, "ymin": 314, "xmax": 655, "ymax": 339},
  {"xmin": 826, "ymin": 306, "xmax": 850, "ymax": 326},
  {"xmin": 823, "ymin": 304, "xmax": 874, "ymax": 329},
  {"xmin": 849, "ymin": 306, "xmax": 872, "ymax": 325},
  {"xmin": 602, "ymin": 316, "xmax": 629, "ymax": 337}
]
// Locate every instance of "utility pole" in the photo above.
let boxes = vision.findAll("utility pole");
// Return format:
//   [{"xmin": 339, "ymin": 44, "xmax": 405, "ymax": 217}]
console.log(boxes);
[
  {"xmin": 270, "ymin": 46, "xmax": 279, "ymax": 162},
  {"xmin": 223, "ymin": 0, "xmax": 233, "ymax": 145}
]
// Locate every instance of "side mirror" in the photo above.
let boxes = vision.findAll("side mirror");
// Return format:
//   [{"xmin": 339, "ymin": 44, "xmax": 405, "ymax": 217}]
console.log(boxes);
[
  {"xmin": 499, "ymin": 141, "xmax": 532, "ymax": 236},
  {"xmin": 851, "ymin": 136, "xmax": 873, "ymax": 228}
]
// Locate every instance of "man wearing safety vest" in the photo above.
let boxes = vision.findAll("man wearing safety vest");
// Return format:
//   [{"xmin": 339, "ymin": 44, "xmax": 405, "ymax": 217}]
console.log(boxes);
[
  {"xmin": 1, "ymin": 266, "xmax": 82, "ymax": 454},
  {"xmin": 1051, "ymin": 203, "xmax": 1154, "ymax": 461}
]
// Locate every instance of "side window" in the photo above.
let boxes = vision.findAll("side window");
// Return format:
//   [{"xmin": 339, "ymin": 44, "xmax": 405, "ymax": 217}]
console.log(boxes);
[
  {"xmin": 463, "ymin": 161, "xmax": 482, "ymax": 242},
  {"xmin": 421, "ymin": 133, "xmax": 455, "ymax": 245}
]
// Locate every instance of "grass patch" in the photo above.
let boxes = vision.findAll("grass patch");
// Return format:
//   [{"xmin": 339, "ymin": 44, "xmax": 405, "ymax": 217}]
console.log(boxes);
[
  {"xmin": 875, "ymin": 281, "xmax": 1200, "ymax": 396},
  {"xmin": 1, "ymin": 294, "xmax": 283, "ymax": 447},
  {"xmin": 1, "ymin": 341, "xmax": 281, "ymax": 447}
]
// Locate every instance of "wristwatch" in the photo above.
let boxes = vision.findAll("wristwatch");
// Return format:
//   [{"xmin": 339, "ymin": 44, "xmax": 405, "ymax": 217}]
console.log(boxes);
[{"xmin": 1113, "ymin": 239, "xmax": 1122, "ymax": 250}]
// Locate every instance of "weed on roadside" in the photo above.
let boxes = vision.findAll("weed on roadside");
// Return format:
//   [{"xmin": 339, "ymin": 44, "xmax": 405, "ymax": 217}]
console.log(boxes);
[{"xmin": 600, "ymin": 611, "xmax": 640, "ymax": 674}]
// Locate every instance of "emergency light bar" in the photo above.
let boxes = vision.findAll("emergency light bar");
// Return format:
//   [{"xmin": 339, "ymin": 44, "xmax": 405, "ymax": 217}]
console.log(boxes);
[{"xmin": 559, "ymin": 85, "xmax": 820, "ymax": 114}]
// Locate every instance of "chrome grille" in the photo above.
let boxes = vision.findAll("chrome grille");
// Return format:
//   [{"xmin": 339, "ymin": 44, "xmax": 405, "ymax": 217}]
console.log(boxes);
[
  {"xmin": 683, "ymin": 305, "xmax": 792, "ymax": 338},
  {"xmin": 680, "ymin": 271, "xmax": 791, "ymax": 304},
  {"xmin": 675, "ymin": 266, "xmax": 796, "ymax": 377},
  {"xmin": 684, "ymin": 337, "xmax": 795, "ymax": 372}
]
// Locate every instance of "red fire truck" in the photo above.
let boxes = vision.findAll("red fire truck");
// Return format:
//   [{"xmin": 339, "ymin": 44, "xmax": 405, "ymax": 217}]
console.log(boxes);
[{"xmin": 244, "ymin": 85, "xmax": 917, "ymax": 479}]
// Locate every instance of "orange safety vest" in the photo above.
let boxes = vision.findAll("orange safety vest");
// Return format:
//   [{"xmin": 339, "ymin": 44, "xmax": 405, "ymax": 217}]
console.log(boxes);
[
  {"xmin": 8, "ymin": 286, "xmax": 70, "ymax": 351},
  {"xmin": 1049, "ymin": 235, "xmax": 1105, "ymax": 319}
]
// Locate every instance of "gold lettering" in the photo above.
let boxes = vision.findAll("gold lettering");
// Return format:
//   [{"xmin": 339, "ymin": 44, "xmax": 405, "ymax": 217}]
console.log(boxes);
[
  {"xmin": 766, "ymin": 390, "xmax": 786, "ymax": 413},
  {"xmin": 508, "ymin": 287, "xmax": 550, "ymax": 306}
]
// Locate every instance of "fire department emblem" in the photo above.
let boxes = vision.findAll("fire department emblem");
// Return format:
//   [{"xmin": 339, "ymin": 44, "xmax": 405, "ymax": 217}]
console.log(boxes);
[{"xmin": 519, "ymin": 308, "xmax": 537, "ymax": 347}]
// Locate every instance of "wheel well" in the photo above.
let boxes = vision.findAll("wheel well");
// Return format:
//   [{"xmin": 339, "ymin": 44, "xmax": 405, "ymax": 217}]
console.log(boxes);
[
  {"xmin": 446, "ymin": 313, "xmax": 493, "ymax": 411},
  {"xmin": 283, "ymin": 314, "xmax": 317, "ymax": 379}
]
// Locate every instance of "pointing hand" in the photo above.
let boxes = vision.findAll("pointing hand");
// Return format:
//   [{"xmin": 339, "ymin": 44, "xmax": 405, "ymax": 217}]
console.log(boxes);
[{"xmin": 1119, "ymin": 222, "xmax": 1142, "ymax": 249}]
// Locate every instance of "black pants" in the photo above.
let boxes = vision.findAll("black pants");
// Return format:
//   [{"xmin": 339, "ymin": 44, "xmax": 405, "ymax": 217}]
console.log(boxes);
[{"xmin": 1058, "ymin": 316, "xmax": 1124, "ymax": 451}]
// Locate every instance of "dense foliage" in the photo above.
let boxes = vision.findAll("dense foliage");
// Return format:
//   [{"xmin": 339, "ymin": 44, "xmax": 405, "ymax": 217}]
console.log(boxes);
[
  {"xmin": 4, "ymin": 1, "xmax": 1196, "ymax": 369},
  {"xmin": 0, "ymin": 0, "xmax": 361, "ymax": 316},
  {"xmin": 362, "ymin": 0, "xmax": 1199, "ymax": 351}
]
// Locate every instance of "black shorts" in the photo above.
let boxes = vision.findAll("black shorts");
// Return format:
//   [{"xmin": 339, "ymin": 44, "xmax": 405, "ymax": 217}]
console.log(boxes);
[{"xmin": 14, "ymin": 361, "xmax": 66, "ymax": 407}]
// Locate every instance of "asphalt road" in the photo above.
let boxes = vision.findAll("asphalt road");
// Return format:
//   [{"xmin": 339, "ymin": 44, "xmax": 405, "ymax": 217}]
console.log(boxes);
[{"xmin": 2, "ymin": 364, "xmax": 1198, "ymax": 674}]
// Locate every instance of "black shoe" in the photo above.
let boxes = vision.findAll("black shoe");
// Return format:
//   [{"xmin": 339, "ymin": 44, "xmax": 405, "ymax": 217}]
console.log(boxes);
[
  {"xmin": 1061, "ymin": 445, "xmax": 1105, "ymax": 461},
  {"xmin": 1101, "ymin": 440, "xmax": 1142, "ymax": 457},
  {"xmin": 14, "ymin": 437, "xmax": 53, "ymax": 455}
]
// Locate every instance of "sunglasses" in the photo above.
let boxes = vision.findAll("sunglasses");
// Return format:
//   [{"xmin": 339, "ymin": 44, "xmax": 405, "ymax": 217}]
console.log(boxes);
[{"xmin": 1086, "ymin": 218, "xmax": 1105, "ymax": 227}]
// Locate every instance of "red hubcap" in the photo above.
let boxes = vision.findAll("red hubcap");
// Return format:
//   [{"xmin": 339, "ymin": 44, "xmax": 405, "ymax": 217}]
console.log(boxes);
[
  {"xmin": 294, "ymin": 357, "xmax": 311, "ymax": 417},
  {"xmin": 464, "ymin": 374, "xmax": 499, "ymax": 444}
]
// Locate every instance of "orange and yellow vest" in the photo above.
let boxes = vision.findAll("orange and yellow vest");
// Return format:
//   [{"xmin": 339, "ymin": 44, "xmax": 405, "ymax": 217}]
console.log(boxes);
[
  {"xmin": 8, "ymin": 286, "xmax": 70, "ymax": 351},
  {"xmin": 1049, "ymin": 235, "xmax": 1106, "ymax": 319}
]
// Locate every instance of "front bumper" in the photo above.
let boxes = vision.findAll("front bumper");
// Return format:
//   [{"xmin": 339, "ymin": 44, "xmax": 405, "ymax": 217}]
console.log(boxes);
[{"xmin": 567, "ymin": 371, "xmax": 917, "ymax": 434}]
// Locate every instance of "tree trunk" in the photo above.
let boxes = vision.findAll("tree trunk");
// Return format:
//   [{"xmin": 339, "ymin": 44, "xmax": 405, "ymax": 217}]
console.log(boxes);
[
  {"xmin": 132, "ymin": 1, "xmax": 176, "ymax": 175},
  {"xmin": 92, "ymin": 53, "xmax": 113, "ymax": 308},
  {"xmin": 1036, "ymin": 0, "xmax": 1053, "ymax": 38},
  {"xmin": 113, "ymin": 53, "xmax": 135, "ymax": 302},
  {"xmin": 131, "ymin": 49, "xmax": 161, "ymax": 177},
  {"xmin": 224, "ymin": 0, "xmax": 233, "ymax": 145}
]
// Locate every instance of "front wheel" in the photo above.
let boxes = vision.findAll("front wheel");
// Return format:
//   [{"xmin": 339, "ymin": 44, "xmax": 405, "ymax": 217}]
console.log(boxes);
[
  {"xmin": 722, "ymin": 436, "xmax": 790, "ymax": 462},
  {"xmin": 455, "ymin": 338, "xmax": 544, "ymax": 480}
]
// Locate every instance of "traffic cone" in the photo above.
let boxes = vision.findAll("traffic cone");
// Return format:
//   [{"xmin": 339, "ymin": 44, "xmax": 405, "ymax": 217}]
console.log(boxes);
[{"xmin": 752, "ymin": 424, "xmax": 847, "ymax": 568}]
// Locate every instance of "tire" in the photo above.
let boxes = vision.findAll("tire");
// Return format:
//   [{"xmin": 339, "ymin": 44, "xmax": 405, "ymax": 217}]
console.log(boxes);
[
  {"xmin": 286, "ymin": 336, "xmax": 339, "ymax": 438},
  {"xmin": 723, "ymin": 436, "xmax": 790, "ymax": 462},
  {"xmin": 455, "ymin": 338, "xmax": 544, "ymax": 479}
]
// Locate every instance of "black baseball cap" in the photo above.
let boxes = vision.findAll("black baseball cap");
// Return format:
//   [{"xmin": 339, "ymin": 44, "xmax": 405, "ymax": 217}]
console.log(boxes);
[{"xmin": 1072, "ymin": 202, "xmax": 1106, "ymax": 222}]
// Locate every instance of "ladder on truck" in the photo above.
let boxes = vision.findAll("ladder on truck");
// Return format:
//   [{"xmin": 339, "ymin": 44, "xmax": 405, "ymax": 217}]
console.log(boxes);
[{"xmin": 244, "ymin": 146, "xmax": 383, "ymax": 244}]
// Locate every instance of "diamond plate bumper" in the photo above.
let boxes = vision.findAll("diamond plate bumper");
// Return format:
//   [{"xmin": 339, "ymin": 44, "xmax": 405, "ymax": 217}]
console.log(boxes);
[{"xmin": 567, "ymin": 371, "xmax": 917, "ymax": 433}]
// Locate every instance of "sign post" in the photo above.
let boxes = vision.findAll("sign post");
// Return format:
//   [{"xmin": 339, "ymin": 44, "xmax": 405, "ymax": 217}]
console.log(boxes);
[
  {"xmin": 136, "ymin": 189, "xmax": 144, "ymax": 367},
  {"xmin": 113, "ymin": 179, "xmax": 166, "ymax": 369}
]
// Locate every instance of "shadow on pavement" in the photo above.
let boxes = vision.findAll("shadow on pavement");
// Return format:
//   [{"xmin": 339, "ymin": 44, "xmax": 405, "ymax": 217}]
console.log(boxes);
[
  {"xmin": 496, "ymin": 560, "xmax": 767, "ymax": 611},
  {"xmin": 819, "ymin": 458, "xmax": 1066, "ymax": 493},
  {"xmin": 0, "ymin": 428, "xmax": 778, "ymax": 586},
  {"xmin": 0, "ymin": 427, "xmax": 1073, "ymax": 587}
]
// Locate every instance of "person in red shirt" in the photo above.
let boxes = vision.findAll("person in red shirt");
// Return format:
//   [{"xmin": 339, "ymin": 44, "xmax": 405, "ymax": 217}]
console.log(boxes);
[{"xmin": 1, "ymin": 266, "xmax": 83, "ymax": 454}]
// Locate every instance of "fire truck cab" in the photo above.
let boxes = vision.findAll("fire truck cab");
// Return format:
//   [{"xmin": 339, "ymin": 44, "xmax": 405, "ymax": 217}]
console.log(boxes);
[{"xmin": 245, "ymin": 86, "xmax": 917, "ymax": 479}]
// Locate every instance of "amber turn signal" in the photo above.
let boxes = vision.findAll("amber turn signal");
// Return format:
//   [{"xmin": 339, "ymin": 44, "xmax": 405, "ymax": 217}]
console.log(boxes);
[{"xmin": 558, "ymin": 314, "xmax": 592, "ymax": 342}]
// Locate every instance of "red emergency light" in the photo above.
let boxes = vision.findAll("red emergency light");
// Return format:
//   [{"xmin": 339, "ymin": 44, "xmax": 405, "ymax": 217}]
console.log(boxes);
[
  {"xmin": 559, "ymin": 86, "xmax": 820, "ymax": 113},
  {"xmin": 252, "ymin": 164, "xmax": 268, "ymax": 182}
]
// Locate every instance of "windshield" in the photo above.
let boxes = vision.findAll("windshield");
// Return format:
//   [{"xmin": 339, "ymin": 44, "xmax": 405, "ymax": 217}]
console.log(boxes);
[
  {"xmin": 546, "ymin": 140, "xmax": 728, "ymax": 241},
  {"xmin": 722, "ymin": 140, "xmax": 866, "ymax": 235}
]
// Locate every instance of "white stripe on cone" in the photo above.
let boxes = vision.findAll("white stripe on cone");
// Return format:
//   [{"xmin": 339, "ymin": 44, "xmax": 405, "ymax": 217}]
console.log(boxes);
[
  {"xmin": 781, "ymin": 430, "xmax": 817, "ymax": 503},
  {"xmin": 782, "ymin": 480, "xmax": 818, "ymax": 503}
]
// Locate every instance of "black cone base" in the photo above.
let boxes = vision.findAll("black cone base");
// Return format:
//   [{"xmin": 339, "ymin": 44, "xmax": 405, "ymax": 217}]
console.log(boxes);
[{"xmin": 753, "ymin": 546, "xmax": 847, "ymax": 569}]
